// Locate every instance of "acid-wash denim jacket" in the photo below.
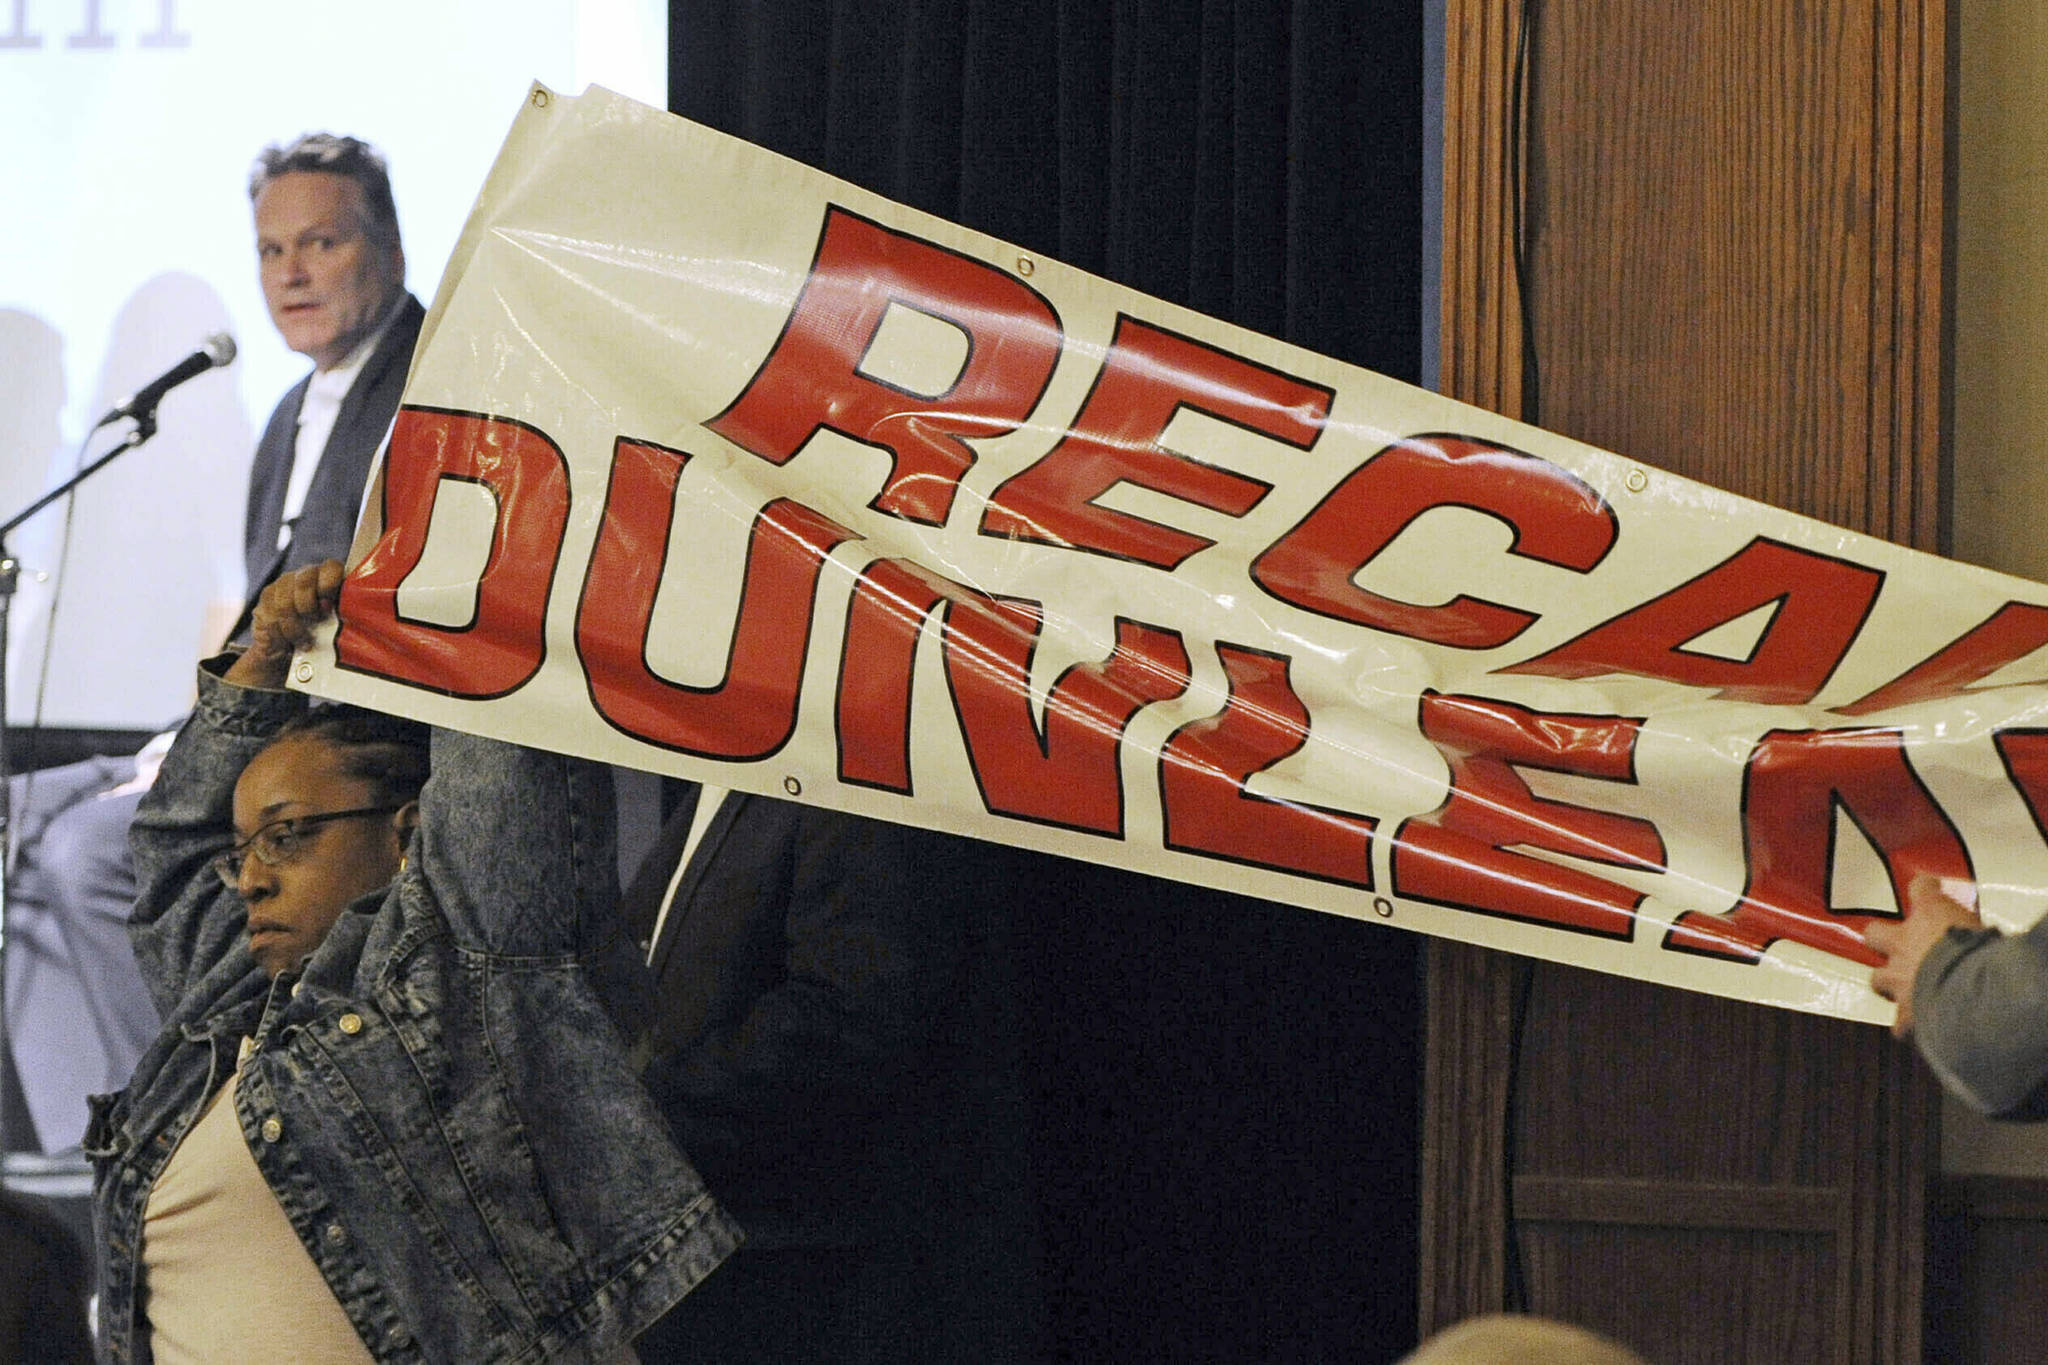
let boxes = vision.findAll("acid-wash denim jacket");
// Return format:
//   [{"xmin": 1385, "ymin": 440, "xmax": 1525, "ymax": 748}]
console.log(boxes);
[{"xmin": 85, "ymin": 664, "xmax": 741, "ymax": 1363}]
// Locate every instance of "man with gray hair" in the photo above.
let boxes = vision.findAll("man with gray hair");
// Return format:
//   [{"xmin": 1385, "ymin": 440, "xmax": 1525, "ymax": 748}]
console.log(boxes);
[{"xmin": 241, "ymin": 132, "xmax": 422, "ymax": 599}]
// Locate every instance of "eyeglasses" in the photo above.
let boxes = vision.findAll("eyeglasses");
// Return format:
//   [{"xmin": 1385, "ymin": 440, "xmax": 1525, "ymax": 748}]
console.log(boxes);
[{"xmin": 211, "ymin": 806, "xmax": 402, "ymax": 888}]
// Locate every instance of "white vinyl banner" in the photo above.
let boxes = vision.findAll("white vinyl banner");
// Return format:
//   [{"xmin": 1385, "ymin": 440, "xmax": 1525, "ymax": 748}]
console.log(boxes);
[{"xmin": 299, "ymin": 85, "xmax": 2048, "ymax": 1025}]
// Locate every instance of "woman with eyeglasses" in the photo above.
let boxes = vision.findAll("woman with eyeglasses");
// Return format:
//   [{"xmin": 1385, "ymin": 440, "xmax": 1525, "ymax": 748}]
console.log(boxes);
[{"xmin": 86, "ymin": 560, "xmax": 739, "ymax": 1364}]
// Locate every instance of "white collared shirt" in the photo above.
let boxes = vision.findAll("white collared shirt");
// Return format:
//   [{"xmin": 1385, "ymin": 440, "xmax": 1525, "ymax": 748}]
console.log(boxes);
[
  {"xmin": 279, "ymin": 299, "xmax": 403, "ymax": 550},
  {"xmin": 645, "ymin": 785, "xmax": 730, "ymax": 963}
]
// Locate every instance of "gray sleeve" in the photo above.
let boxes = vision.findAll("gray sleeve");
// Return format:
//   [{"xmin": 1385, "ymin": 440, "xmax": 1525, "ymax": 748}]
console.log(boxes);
[{"xmin": 1912, "ymin": 915, "xmax": 2048, "ymax": 1119}]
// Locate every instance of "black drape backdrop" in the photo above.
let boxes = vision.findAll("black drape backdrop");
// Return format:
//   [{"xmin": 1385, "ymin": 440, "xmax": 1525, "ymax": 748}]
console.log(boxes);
[{"xmin": 670, "ymin": 4, "xmax": 1425, "ymax": 1358}]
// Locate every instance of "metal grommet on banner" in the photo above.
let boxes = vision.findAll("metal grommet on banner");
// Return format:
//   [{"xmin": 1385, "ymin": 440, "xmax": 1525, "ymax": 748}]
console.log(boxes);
[
  {"xmin": 1373, "ymin": 897, "xmax": 1395, "ymax": 919},
  {"xmin": 532, "ymin": 88, "xmax": 551, "ymax": 109},
  {"xmin": 293, "ymin": 659, "xmax": 314, "ymax": 683},
  {"xmin": 1624, "ymin": 467, "xmax": 1649, "ymax": 493},
  {"xmin": 1016, "ymin": 256, "xmax": 1035, "ymax": 277},
  {"xmin": 783, "ymin": 776, "xmax": 802, "ymax": 797}
]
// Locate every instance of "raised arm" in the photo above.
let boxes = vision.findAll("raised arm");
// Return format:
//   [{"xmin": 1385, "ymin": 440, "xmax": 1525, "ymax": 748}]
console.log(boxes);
[
  {"xmin": 128, "ymin": 563, "xmax": 317, "ymax": 1014},
  {"xmin": 408, "ymin": 724, "xmax": 618, "ymax": 959},
  {"xmin": 256, "ymin": 560, "xmax": 623, "ymax": 958}
]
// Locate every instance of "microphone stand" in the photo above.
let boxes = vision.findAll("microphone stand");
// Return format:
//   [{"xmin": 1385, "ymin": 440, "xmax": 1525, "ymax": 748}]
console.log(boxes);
[{"xmin": 0, "ymin": 406, "xmax": 162, "ymax": 1177}]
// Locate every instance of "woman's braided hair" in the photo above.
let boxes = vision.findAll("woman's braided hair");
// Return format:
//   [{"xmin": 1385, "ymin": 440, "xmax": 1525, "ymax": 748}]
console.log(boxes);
[{"xmin": 270, "ymin": 703, "xmax": 430, "ymax": 808}]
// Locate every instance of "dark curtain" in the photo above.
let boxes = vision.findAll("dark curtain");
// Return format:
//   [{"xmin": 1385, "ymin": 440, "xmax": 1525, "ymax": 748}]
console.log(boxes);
[
  {"xmin": 671, "ymin": 4, "xmax": 1425, "ymax": 1359},
  {"xmin": 673, "ymin": 0, "xmax": 1421, "ymax": 377}
]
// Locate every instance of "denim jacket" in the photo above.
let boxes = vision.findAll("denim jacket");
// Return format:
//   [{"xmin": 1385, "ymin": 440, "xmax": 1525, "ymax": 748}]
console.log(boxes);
[{"xmin": 86, "ymin": 665, "xmax": 740, "ymax": 1363}]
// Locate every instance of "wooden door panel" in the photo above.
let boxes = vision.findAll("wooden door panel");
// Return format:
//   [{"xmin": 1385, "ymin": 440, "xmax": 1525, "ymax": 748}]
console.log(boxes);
[{"xmin": 1428, "ymin": 3, "xmax": 1951, "ymax": 1358}]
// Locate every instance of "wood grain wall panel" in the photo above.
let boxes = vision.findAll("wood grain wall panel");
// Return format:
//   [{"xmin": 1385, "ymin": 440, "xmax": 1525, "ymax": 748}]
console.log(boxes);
[
  {"xmin": 1437, "ymin": 0, "xmax": 1523, "ymax": 418},
  {"xmin": 1521, "ymin": 1225, "xmax": 1835, "ymax": 1364},
  {"xmin": 1511, "ymin": 1, "xmax": 1948, "ymax": 544},
  {"xmin": 1418, "ymin": 943, "xmax": 1524, "ymax": 1326},
  {"xmin": 1428, "ymin": 1, "xmax": 1951, "ymax": 1356},
  {"xmin": 1515, "ymin": 964, "xmax": 1861, "ymax": 1187}
]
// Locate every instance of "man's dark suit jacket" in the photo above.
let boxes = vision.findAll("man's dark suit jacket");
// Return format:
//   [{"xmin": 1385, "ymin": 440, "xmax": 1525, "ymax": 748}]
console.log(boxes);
[
  {"xmin": 626, "ymin": 789, "xmax": 1041, "ymax": 1360},
  {"xmin": 241, "ymin": 292, "xmax": 424, "ymax": 593}
]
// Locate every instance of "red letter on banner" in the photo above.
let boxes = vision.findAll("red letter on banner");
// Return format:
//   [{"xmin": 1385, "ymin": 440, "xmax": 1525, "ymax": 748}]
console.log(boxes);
[
  {"xmin": 943, "ymin": 601, "xmax": 1191, "ymax": 833},
  {"xmin": 1158, "ymin": 645, "xmax": 1376, "ymax": 886},
  {"xmin": 336, "ymin": 406, "xmax": 569, "ymax": 698},
  {"xmin": 1251, "ymin": 434, "xmax": 1617, "ymax": 649},
  {"xmin": 1665, "ymin": 728, "xmax": 1973, "ymax": 964},
  {"xmin": 1502, "ymin": 538, "xmax": 1882, "ymax": 704},
  {"xmin": 1835, "ymin": 601, "xmax": 2048, "ymax": 716},
  {"xmin": 979, "ymin": 318, "xmax": 1325, "ymax": 570},
  {"xmin": 834, "ymin": 558, "xmax": 957, "ymax": 792},
  {"xmin": 835, "ymin": 557, "xmax": 1191, "ymax": 833},
  {"xmin": 1995, "ymin": 729, "xmax": 2048, "ymax": 844},
  {"xmin": 576, "ymin": 437, "xmax": 856, "ymax": 760},
  {"xmin": 704, "ymin": 207, "xmax": 1062, "ymax": 526},
  {"xmin": 1391, "ymin": 693, "xmax": 1665, "ymax": 938}
]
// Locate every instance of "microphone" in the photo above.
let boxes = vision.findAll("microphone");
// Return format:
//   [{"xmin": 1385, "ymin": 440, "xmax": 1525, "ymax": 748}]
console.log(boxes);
[{"xmin": 98, "ymin": 332, "xmax": 237, "ymax": 426}]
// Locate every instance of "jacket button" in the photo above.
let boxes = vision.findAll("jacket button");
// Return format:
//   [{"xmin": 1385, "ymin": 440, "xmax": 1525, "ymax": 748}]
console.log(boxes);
[
  {"xmin": 337, "ymin": 1013, "xmax": 363, "ymax": 1035},
  {"xmin": 260, "ymin": 1116, "xmax": 282, "ymax": 1143},
  {"xmin": 325, "ymin": 1222, "xmax": 347, "ymax": 1244}
]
